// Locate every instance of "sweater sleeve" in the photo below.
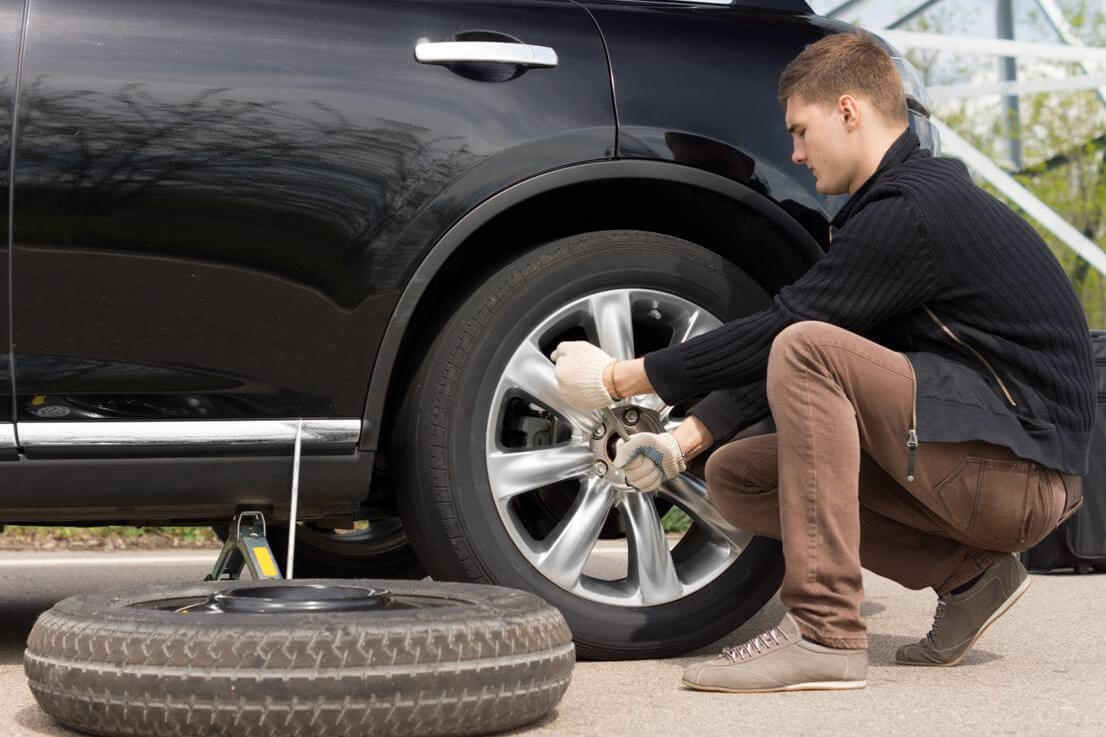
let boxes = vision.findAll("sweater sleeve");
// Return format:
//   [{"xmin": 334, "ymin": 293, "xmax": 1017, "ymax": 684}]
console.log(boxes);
[
  {"xmin": 643, "ymin": 188, "xmax": 940, "ymax": 406},
  {"xmin": 686, "ymin": 381, "xmax": 771, "ymax": 444}
]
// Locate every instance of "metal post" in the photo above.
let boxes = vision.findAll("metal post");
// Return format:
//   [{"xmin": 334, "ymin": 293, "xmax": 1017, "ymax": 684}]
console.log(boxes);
[{"xmin": 997, "ymin": 0, "xmax": 1023, "ymax": 170}]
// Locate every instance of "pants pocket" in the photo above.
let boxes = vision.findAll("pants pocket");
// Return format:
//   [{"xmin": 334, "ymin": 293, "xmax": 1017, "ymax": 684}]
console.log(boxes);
[
  {"xmin": 934, "ymin": 456, "xmax": 1039, "ymax": 551},
  {"xmin": 1024, "ymin": 468, "xmax": 1065, "ymax": 548}
]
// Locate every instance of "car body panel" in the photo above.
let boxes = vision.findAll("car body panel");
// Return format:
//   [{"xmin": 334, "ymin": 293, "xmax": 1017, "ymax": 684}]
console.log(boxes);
[
  {"xmin": 358, "ymin": 157, "xmax": 827, "ymax": 450},
  {"xmin": 0, "ymin": 0, "xmax": 940, "ymax": 524},
  {"xmin": 0, "ymin": 0, "xmax": 22, "ymax": 453},
  {"xmin": 579, "ymin": 1, "xmax": 936, "ymax": 238},
  {"xmin": 9, "ymin": 0, "xmax": 614, "ymax": 431},
  {"xmin": 360, "ymin": 2, "xmax": 939, "ymax": 453},
  {"xmin": 581, "ymin": 0, "xmax": 842, "ymax": 245}
]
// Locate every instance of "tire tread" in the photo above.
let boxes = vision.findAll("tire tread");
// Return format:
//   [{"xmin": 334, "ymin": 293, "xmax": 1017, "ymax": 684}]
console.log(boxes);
[{"xmin": 25, "ymin": 581, "xmax": 573, "ymax": 737}]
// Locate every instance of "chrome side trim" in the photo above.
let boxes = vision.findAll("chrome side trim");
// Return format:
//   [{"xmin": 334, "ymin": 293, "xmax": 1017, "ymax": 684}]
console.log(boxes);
[
  {"xmin": 0, "ymin": 424, "xmax": 15, "ymax": 449},
  {"xmin": 17, "ymin": 419, "xmax": 361, "ymax": 450}
]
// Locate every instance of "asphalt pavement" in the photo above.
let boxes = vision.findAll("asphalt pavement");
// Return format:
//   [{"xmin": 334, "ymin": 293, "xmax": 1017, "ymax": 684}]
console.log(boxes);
[{"xmin": 1, "ymin": 548, "xmax": 1102, "ymax": 737}]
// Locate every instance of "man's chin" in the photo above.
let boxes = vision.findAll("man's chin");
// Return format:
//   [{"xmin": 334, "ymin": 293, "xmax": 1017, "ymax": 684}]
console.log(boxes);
[{"xmin": 815, "ymin": 180, "xmax": 847, "ymax": 196}]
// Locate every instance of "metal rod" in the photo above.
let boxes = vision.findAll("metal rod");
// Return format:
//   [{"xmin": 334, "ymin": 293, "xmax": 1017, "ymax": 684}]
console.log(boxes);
[
  {"xmin": 887, "ymin": 0, "xmax": 944, "ymax": 30},
  {"xmin": 877, "ymin": 30, "xmax": 1106, "ymax": 62},
  {"xmin": 286, "ymin": 418, "xmax": 303, "ymax": 579},
  {"xmin": 928, "ymin": 74, "xmax": 1106, "ymax": 101},
  {"xmin": 933, "ymin": 117, "xmax": 1106, "ymax": 278},
  {"xmin": 1034, "ymin": 0, "xmax": 1106, "ymax": 106}
]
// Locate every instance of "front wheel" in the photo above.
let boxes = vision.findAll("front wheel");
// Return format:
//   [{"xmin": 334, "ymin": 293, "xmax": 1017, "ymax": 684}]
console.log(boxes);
[{"xmin": 395, "ymin": 230, "xmax": 785, "ymax": 660}]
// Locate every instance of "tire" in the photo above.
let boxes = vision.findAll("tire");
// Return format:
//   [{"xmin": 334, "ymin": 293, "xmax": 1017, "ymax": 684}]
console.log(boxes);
[
  {"xmin": 212, "ymin": 517, "xmax": 426, "ymax": 579},
  {"xmin": 394, "ymin": 230, "xmax": 786, "ymax": 660},
  {"xmin": 25, "ymin": 578, "xmax": 574, "ymax": 737}
]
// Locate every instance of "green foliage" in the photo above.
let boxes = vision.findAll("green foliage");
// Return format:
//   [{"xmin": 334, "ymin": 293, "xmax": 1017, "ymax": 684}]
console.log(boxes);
[
  {"xmin": 661, "ymin": 506, "xmax": 692, "ymax": 533},
  {"xmin": 905, "ymin": 1, "xmax": 1106, "ymax": 328},
  {"xmin": 0, "ymin": 525, "xmax": 219, "ymax": 547}
]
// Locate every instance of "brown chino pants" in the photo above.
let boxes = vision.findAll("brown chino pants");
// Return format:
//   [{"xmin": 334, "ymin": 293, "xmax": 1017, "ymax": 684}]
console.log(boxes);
[{"xmin": 704, "ymin": 320, "xmax": 1075, "ymax": 649}]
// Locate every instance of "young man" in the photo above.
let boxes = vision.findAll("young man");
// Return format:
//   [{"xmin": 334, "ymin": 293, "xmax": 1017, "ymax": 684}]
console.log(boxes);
[{"xmin": 549, "ymin": 30, "xmax": 1093, "ymax": 692}]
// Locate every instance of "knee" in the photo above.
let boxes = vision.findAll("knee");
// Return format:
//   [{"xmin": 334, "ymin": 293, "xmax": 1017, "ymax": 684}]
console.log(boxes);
[
  {"xmin": 704, "ymin": 447, "xmax": 770, "ymax": 499},
  {"xmin": 703, "ymin": 451, "xmax": 729, "ymax": 497},
  {"xmin": 766, "ymin": 320, "xmax": 839, "ymax": 396},
  {"xmin": 768, "ymin": 320, "xmax": 839, "ymax": 365}
]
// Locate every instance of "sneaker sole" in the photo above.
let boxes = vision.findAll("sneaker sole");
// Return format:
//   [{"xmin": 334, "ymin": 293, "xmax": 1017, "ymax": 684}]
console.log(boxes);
[
  {"xmin": 896, "ymin": 572, "xmax": 1032, "ymax": 667},
  {"xmin": 680, "ymin": 679, "xmax": 866, "ymax": 694}
]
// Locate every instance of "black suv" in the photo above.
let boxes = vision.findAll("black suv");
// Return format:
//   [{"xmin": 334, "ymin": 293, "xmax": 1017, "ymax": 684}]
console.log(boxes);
[{"xmin": 0, "ymin": 0, "xmax": 936, "ymax": 658}]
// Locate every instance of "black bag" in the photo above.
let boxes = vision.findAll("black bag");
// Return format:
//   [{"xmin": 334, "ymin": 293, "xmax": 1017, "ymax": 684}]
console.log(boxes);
[{"xmin": 1020, "ymin": 329, "xmax": 1106, "ymax": 573}]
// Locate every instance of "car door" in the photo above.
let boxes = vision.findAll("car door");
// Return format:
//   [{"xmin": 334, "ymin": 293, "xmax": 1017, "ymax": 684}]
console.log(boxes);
[
  {"xmin": 0, "ymin": 0, "xmax": 20, "ymax": 460},
  {"xmin": 9, "ymin": 0, "xmax": 613, "ymax": 456}
]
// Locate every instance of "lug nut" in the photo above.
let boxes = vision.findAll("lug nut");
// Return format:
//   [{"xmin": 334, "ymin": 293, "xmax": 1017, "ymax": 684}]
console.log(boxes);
[
  {"xmin": 593, "ymin": 423, "xmax": 606, "ymax": 439},
  {"xmin": 594, "ymin": 460, "xmax": 609, "ymax": 476},
  {"xmin": 624, "ymin": 409, "xmax": 639, "ymax": 425}
]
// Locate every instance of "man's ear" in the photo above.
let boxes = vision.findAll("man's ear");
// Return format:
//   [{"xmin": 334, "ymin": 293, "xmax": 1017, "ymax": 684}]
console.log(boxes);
[{"xmin": 837, "ymin": 94, "xmax": 861, "ymax": 131}]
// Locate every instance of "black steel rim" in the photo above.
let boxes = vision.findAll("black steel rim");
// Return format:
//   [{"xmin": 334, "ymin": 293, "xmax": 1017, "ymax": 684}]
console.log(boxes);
[{"xmin": 128, "ymin": 584, "xmax": 465, "ymax": 614}]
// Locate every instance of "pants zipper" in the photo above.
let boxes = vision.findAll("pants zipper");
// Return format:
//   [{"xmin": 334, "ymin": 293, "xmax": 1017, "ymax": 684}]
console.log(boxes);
[
  {"xmin": 903, "ymin": 354, "xmax": 919, "ymax": 482},
  {"xmin": 922, "ymin": 305, "xmax": 1017, "ymax": 408}
]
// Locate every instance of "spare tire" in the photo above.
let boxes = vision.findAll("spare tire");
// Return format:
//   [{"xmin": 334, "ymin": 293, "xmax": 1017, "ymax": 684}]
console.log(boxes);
[{"xmin": 25, "ymin": 578, "xmax": 574, "ymax": 737}]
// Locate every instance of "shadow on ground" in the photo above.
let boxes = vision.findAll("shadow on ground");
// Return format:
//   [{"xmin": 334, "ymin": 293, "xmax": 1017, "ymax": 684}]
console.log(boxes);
[{"xmin": 0, "ymin": 597, "xmax": 53, "ymax": 666}]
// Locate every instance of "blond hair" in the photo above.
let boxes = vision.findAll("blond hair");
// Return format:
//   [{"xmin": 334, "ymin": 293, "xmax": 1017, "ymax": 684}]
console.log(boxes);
[{"xmin": 777, "ymin": 30, "xmax": 908, "ymax": 125}]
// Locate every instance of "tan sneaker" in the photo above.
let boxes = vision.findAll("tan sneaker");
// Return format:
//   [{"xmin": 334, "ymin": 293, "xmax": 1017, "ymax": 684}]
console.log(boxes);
[
  {"xmin": 681, "ymin": 611, "xmax": 867, "ymax": 693},
  {"xmin": 897, "ymin": 553, "xmax": 1031, "ymax": 667}
]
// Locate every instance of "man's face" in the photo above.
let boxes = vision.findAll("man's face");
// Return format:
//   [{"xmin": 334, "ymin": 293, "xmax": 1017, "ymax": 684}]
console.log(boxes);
[{"xmin": 785, "ymin": 95, "xmax": 856, "ymax": 195}]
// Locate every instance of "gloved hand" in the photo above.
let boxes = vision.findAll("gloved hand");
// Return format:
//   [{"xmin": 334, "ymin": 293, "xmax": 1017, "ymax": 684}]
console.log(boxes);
[
  {"xmin": 613, "ymin": 431, "xmax": 687, "ymax": 492},
  {"xmin": 549, "ymin": 340, "xmax": 618, "ymax": 411}
]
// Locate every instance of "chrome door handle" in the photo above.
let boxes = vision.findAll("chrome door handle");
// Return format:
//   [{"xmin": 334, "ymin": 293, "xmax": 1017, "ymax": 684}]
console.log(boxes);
[{"xmin": 414, "ymin": 41, "xmax": 558, "ymax": 68}]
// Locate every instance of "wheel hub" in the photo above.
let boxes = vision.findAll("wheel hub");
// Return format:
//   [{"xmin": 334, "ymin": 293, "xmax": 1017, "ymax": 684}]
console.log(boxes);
[{"xmin": 587, "ymin": 404, "xmax": 663, "ymax": 488}]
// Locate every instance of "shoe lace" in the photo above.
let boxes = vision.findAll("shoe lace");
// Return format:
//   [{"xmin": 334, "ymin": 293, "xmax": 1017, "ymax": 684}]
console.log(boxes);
[
  {"xmin": 721, "ymin": 625, "xmax": 790, "ymax": 663},
  {"xmin": 925, "ymin": 599, "xmax": 948, "ymax": 643}
]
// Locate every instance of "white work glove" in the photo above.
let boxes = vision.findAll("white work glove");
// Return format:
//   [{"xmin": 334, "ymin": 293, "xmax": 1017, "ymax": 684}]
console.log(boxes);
[
  {"xmin": 613, "ymin": 432, "xmax": 687, "ymax": 492},
  {"xmin": 549, "ymin": 340, "xmax": 618, "ymax": 411}
]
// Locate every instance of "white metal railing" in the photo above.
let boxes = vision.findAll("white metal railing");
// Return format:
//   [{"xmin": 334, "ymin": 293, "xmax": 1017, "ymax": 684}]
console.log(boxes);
[
  {"xmin": 933, "ymin": 119, "xmax": 1106, "ymax": 277},
  {"xmin": 822, "ymin": 1, "xmax": 1106, "ymax": 277}
]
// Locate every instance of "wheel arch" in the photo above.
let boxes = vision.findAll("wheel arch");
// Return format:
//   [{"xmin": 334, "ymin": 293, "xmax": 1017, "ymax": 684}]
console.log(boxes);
[{"xmin": 360, "ymin": 160, "xmax": 827, "ymax": 459}]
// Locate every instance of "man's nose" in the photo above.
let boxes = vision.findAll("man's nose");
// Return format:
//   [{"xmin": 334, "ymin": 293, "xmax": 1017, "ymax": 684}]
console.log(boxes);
[{"xmin": 792, "ymin": 147, "xmax": 804, "ymax": 165}]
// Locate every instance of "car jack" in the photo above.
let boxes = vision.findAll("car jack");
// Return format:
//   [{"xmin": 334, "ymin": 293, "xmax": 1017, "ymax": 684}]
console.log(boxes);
[
  {"xmin": 204, "ymin": 510, "xmax": 284, "ymax": 580},
  {"xmin": 205, "ymin": 419, "xmax": 305, "ymax": 581}
]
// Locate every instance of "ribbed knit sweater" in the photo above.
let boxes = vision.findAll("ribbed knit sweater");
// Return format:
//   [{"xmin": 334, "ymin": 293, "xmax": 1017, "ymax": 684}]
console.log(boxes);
[{"xmin": 643, "ymin": 127, "xmax": 1096, "ymax": 475}]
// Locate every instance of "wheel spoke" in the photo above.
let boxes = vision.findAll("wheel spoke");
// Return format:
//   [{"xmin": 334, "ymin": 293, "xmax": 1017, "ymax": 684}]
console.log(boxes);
[
  {"xmin": 669, "ymin": 307, "xmax": 720, "ymax": 347},
  {"xmin": 535, "ymin": 477, "xmax": 617, "ymax": 588},
  {"xmin": 487, "ymin": 445, "xmax": 595, "ymax": 502},
  {"xmin": 658, "ymin": 474, "xmax": 750, "ymax": 551},
  {"xmin": 632, "ymin": 392, "xmax": 674, "ymax": 419},
  {"xmin": 588, "ymin": 291, "xmax": 635, "ymax": 361},
  {"xmin": 622, "ymin": 492, "xmax": 683, "ymax": 604},
  {"xmin": 502, "ymin": 339, "xmax": 596, "ymax": 430}
]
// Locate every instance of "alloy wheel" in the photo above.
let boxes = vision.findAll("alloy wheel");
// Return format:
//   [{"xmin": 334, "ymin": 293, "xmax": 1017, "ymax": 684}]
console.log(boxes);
[{"xmin": 485, "ymin": 288, "xmax": 753, "ymax": 607}]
